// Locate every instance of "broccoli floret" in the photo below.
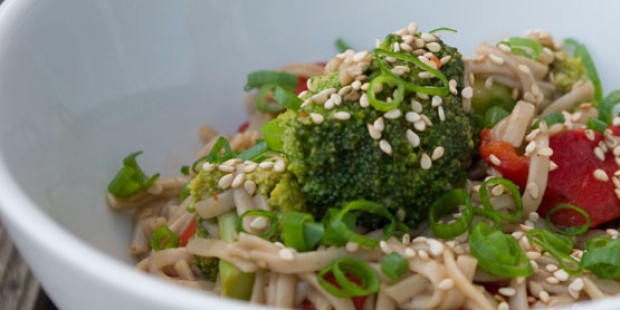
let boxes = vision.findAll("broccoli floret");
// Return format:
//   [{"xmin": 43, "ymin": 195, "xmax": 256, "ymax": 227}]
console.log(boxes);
[
  {"xmin": 279, "ymin": 35, "xmax": 475, "ymax": 227},
  {"xmin": 551, "ymin": 51, "xmax": 587, "ymax": 94},
  {"xmin": 192, "ymin": 217, "xmax": 219, "ymax": 282}
]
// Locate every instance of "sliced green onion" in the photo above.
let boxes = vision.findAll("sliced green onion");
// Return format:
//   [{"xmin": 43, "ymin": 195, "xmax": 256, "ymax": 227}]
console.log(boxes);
[
  {"xmin": 273, "ymin": 86, "xmax": 302, "ymax": 112},
  {"xmin": 303, "ymin": 222, "xmax": 325, "ymax": 251},
  {"xmin": 581, "ymin": 236, "xmax": 620, "ymax": 279},
  {"xmin": 180, "ymin": 165, "xmax": 190, "ymax": 176},
  {"xmin": 238, "ymin": 140, "xmax": 273, "ymax": 162},
  {"xmin": 373, "ymin": 49, "xmax": 450, "ymax": 96},
  {"xmin": 236, "ymin": 210, "xmax": 279, "ymax": 240},
  {"xmin": 429, "ymin": 27, "xmax": 457, "ymax": 34},
  {"xmin": 526, "ymin": 229, "xmax": 582, "ymax": 275},
  {"xmin": 335, "ymin": 38, "xmax": 352, "ymax": 52},
  {"xmin": 366, "ymin": 74, "xmax": 405, "ymax": 112},
  {"xmin": 282, "ymin": 211, "xmax": 321, "ymax": 252},
  {"xmin": 545, "ymin": 204, "xmax": 590, "ymax": 236},
  {"xmin": 381, "ymin": 252, "xmax": 409, "ymax": 281},
  {"xmin": 501, "ymin": 37, "xmax": 542, "ymax": 60},
  {"xmin": 587, "ymin": 117, "xmax": 608, "ymax": 133},
  {"xmin": 479, "ymin": 177, "xmax": 523, "ymax": 222},
  {"xmin": 321, "ymin": 208, "xmax": 353, "ymax": 246},
  {"xmin": 261, "ymin": 119, "xmax": 285, "ymax": 152},
  {"xmin": 324, "ymin": 200, "xmax": 396, "ymax": 248},
  {"xmin": 245, "ymin": 70, "xmax": 298, "ymax": 91},
  {"xmin": 151, "ymin": 225, "xmax": 180, "ymax": 251},
  {"xmin": 598, "ymin": 90, "xmax": 620, "ymax": 125},
  {"xmin": 318, "ymin": 257, "xmax": 380, "ymax": 298},
  {"xmin": 108, "ymin": 151, "xmax": 160, "ymax": 198},
  {"xmin": 179, "ymin": 182, "xmax": 190, "ymax": 201},
  {"xmin": 484, "ymin": 106, "xmax": 510, "ymax": 128},
  {"xmin": 469, "ymin": 222, "xmax": 532, "ymax": 277},
  {"xmin": 380, "ymin": 34, "xmax": 401, "ymax": 50},
  {"xmin": 565, "ymin": 39, "xmax": 602, "ymax": 102},
  {"xmin": 191, "ymin": 137, "xmax": 237, "ymax": 173},
  {"xmin": 429, "ymin": 189, "xmax": 474, "ymax": 239},
  {"xmin": 256, "ymin": 85, "xmax": 285, "ymax": 113},
  {"xmin": 532, "ymin": 113, "xmax": 565, "ymax": 129}
]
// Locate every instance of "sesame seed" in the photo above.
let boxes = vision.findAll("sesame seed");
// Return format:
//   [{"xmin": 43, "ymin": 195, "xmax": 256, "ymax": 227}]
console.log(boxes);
[
  {"xmin": 407, "ymin": 22, "xmax": 418, "ymax": 35},
  {"xmin": 489, "ymin": 154, "xmax": 501, "ymax": 166},
  {"xmin": 440, "ymin": 55, "xmax": 452, "ymax": 64},
  {"xmin": 614, "ymin": 117, "xmax": 620, "ymax": 126},
  {"xmin": 359, "ymin": 93, "xmax": 369, "ymax": 108},
  {"xmin": 333, "ymin": 111, "xmax": 351, "ymax": 120},
  {"xmin": 528, "ymin": 212, "xmax": 540, "ymax": 222},
  {"xmin": 485, "ymin": 77, "xmax": 494, "ymax": 89},
  {"xmin": 432, "ymin": 146, "xmax": 445, "ymax": 160},
  {"xmin": 231, "ymin": 173, "xmax": 245, "ymax": 188},
  {"xmin": 438, "ymin": 106, "xmax": 445, "ymax": 121},
  {"xmin": 250, "ymin": 216, "xmax": 269, "ymax": 231},
  {"xmin": 498, "ymin": 287, "xmax": 516, "ymax": 297},
  {"xmin": 278, "ymin": 248, "xmax": 295, "ymax": 261},
  {"xmin": 525, "ymin": 141, "xmax": 537, "ymax": 155},
  {"xmin": 310, "ymin": 113, "xmax": 325, "ymax": 124},
  {"xmin": 421, "ymin": 153, "xmax": 432, "ymax": 170},
  {"xmin": 374, "ymin": 117, "xmax": 385, "ymax": 131},
  {"xmin": 549, "ymin": 161, "xmax": 558, "ymax": 171},
  {"xmin": 411, "ymin": 100, "xmax": 423, "ymax": 113},
  {"xmin": 243, "ymin": 162, "xmax": 258, "ymax": 173},
  {"xmin": 379, "ymin": 240, "xmax": 391, "ymax": 254},
  {"xmin": 431, "ymin": 96, "xmax": 443, "ymax": 107},
  {"xmin": 498, "ymin": 43, "xmax": 511, "ymax": 53},
  {"xmin": 491, "ymin": 184, "xmax": 505, "ymax": 196},
  {"xmin": 527, "ymin": 182, "xmax": 539, "ymax": 200},
  {"xmin": 569, "ymin": 278, "xmax": 584, "ymax": 292},
  {"xmin": 537, "ymin": 147, "xmax": 553, "ymax": 157},
  {"xmin": 405, "ymin": 248, "xmax": 416, "ymax": 259},
  {"xmin": 218, "ymin": 174, "xmax": 234, "ymax": 189},
  {"xmin": 593, "ymin": 169, "xmax": 609, "ymax": 182},
  {"xmin": 606, "ymin": 228, "xmax": 619, "ymax": 237},
  {"xmin": 391, "ymin": 65, "xmax": 410, "ymax": 76},
  {"xmin": 461, "ymin": 86, "xmax": 473, "ymax": 99},
  {"xmin": 414, "ymin": 120, "xmax": 426, "ymax": 132},
  {"xmin": 428, "ymin": 239, "xmax": 444, "ymax": 255},
  {"xmin": 330, "ymin": 93, "xmax": 342, "ymax": 105},
  {"xmin": 218, "ymin": 164, "xmax": 235, "ymax": 173},
  {"xmin": 406, "ymin": 129, "xmax": 420, "ymax": 147},
  {"xmin": 518, "ymin": 64, "xmax": 531, "ymax": 74},
  {"xmin": 545, "ymin": 277, "xmax": 559, "ymax": 284},
  {"xmin": 324, "ymin": 100, "xmax": 335, "ymax": 110},
  {"xmin": 554, "ymin": 269, "xmax": 570, "ymax": 282},
  {"xmin": 489, "ymin": 54, "xmax": 505, "ymax": 65},
  {"xmin": 614, "ymin": 145, "xmax": 620, "ymax": 157},
  {"xmin": 338, "ymin": 85, "xmax": 352, "ymax": 97},
  {"xmin": 298, "ymin": 90, "xmax": 308, "ymax": 97},
  {"xmin": 259, "ymin": 161, "xmax": 274, "ymax": 169},
  {"xmin": 418, "ymin": 71, "xmax": 435, "ymax": 79},
  {"xmin": 353, "ymin": 50, "xmax": 369, "ymax": 62},
  {"xmin": 223, "ymin": 158, "xmax": 241, "ymax": 166},
  {"xmin": 406, "ymin": 111, "xmax": 421, "ymax": 123},
  {"xmin": 393, "ymin": 41, "xmax": 400, "ymax": 52},
  {"xmin": 202, "ymin": 162, "xmax": 215, "ymax": 172},
  {"xmin": 530, "ymin": 260, "xmax": 539, "ymax": 272},
  {"xmin": 526, "ymin": 251, "xmax": 542, "ymax": 260},
  {"xmin": 244, "ymin": 180, "xmax": 256, "ymax": 196},
  {"xmin": 351, "ymin": 80, "xmax": 362, "ymax": 90},
  {"xmin": 545, "ymin": 264, "xmax": 558, "ymax": 272},
  {"xmin": 367, "ymin": 124, "xmax": 381, "ymax": 140},
  {"xmin": 437, "ymin": 278, "xmax": 454, "ymax": 290},
  {"xmin": 426, "ymin": 42, "xmax": 441, "ymax": 53},
  {"xmin": 274, "ymin": 159, "xmax": 286, "ymax": 173},
  {"xmin": 379, "ymin": 139, "xmax": 393, "ymax": 155},
  {"xmin": 421, "ymin": 115, "xmax": 433, "ymax": 127},
  {"xmin": 384, "ymin": 109, "xmax": 402, "ymax": 119},
  {"xmin": 420, "ymin": 32, "xmax": 437, "ymax": 42},
  {"xmin": 346, "ymin": 242, "xmax": 359, "ymax": 253},
  {"xmin": 417, "ymin": 92, "xmax": 429, "ymax": 100}
]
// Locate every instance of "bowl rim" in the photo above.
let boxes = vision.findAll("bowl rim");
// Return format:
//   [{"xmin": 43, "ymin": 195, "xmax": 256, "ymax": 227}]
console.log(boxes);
[{"xmin": 0, "ymin": 0, "xmax": 618, "ymax": 309}]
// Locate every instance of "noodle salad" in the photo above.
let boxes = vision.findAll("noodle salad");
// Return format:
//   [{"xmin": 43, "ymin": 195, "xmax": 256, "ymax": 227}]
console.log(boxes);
[{"xmin": 106, "ymin": 22, "xmax": 620, "ymax": 310}]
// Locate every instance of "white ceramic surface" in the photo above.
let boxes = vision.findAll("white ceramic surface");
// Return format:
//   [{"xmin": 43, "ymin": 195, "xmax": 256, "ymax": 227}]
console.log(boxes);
[{"xmin": 0, "ymin": 0, "xmax": 619, "ymax": 309}]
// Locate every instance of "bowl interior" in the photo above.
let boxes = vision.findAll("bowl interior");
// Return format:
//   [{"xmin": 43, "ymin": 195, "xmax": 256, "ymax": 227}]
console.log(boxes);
[{"xmin": 1, "ymin": 0, "xmax": 620, "ymax": 308}]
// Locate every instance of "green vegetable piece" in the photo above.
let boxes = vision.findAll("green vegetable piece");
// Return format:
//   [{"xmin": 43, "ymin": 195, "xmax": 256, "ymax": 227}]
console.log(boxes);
[
  {"xmin": 256, "ymin": 85, "xmax": 285, "ymax": 113},
  {"xmin": 501, "ymin": 37, "xmax": 542, "ymax": 60},
  {"xmin": 318, "ymin": 257, "xmax": 380, "ymax": 298},
  {"xmin": 366, "ymin": 74, "xmax": 405, "ymax": 112},
  {"xmin": 546, "ymin": 204, "xmax": 591, "ymax": 236},
  {"xmin": 526, "ymin": 229, "xmax": 582, "ymax": 275},
  {"xmin": 429, "ymin": 27, "xmax": 458, "ymax": 34},
  {"xmin": 108, "ymin": 151, "xmax": 160, "ymax": 198},
  {"xmin": 282, "ymin": 211, "xmax": 320, "ymax": 252},
  {"xmin": 470, "ymin": 81, "xmax": 514, "ymax": 116},
  {"xmin": 581, "ymin": 236, "xmax": 620, "ymax": 279},
  {"xmin": 565, "ymin": 39, "xmax": 602, "ymax": 102},
  {"xmin": 381, "ymin": 252, "xmax": 409, "ymax": 281},
  {"xmin": 587, "ymin": 117, "xmax": 608, "ymax": 133},
  {"xmin": 179, "ymin": 183, "xmax": 190, "ymax": 201},
  {"xmin": 323, "ymin": 200, "xmax": 396, "ymax": 248},
  {"xmin": 191, "ymin": 137, "xmax": 237, "ymax": 173},
  {"xmin": 335, "ymin": 38, "xmax": 352, "ymax": 52},
  {"xmin": 237, "ymin": 140, "xmax": 272, "ymax": 162},
  {"xmin": 532, "ymin": 113, "xmax": 565, "ymax": 129},
  {"xmin": 245, "ymin": 70, "xmax": 298, "ymax": 91},
  {"xmin": 273, "ymin": 86, "xmax": 302, "ymax": 111},
  {"xmin": 261, "ymin": 119, "xmax": 285, "ymax": 152},
  {"xmin": 429, "ymin": 189, "xmax": 474, "ymax": 240},
  {"xmin": 180, "ymin": 165, "xmax": 190, "ymax": 176},
  {"xmin": 484, "ymin": 106, "xmax": 510, "ymax": 128},
  {"xmin": 469, "ymin": 222, "xmax": 532, "ymax": 277},
  {"xmin": 479, "ymin": 177, "xmax": 523, "ymax": 222},
  {"xmin": 237, "ymin": 210, "xmax": 279, "ymax": 240},
  {"xmin": 150, "ymin": 225, "xmax": 180, "ymax": 251},
  {"xmin": 218, "ymin": 212, "xmax": 255, "ymax": 300},
  {"xmin": 598, "ymin": 90, "xmax": 620, "ymax": 125}
]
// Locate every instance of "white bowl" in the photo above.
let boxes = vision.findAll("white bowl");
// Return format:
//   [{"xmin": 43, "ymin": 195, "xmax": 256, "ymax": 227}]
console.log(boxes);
[{"xmin": 0, "ymin": 0, "xmax": 619, "ymax": 309}]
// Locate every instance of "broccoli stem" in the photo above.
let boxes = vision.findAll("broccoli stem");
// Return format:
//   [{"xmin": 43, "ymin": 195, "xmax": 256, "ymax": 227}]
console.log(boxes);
[{"xmin": 217, "ymin": 212, "xmax": 255, "ymax": 300}]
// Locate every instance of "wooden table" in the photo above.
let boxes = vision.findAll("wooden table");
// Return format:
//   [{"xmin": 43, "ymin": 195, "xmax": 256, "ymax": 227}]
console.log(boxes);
[{"xmin": 0, "ymin": 222, "xmax": 58, "ymax": 310}]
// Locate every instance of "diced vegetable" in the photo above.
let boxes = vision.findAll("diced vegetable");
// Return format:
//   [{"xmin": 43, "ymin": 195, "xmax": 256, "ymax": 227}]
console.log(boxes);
[
  {"xmin": 107, "ymin": 151, "xmax": 160, "ymax": 198},
  {"xmin": 151, "ymin": 225, "xmax": 180, "ymax": 251},
  {"xmin": 469, "ymin": 222, "xmax": 532, "ymax": 277},
  {"xmin": 218, "ymin": 212, "xmax": 255, "ymax": 300}
]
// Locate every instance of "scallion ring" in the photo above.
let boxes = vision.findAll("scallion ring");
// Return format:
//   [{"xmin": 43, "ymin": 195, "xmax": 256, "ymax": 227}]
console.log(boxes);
[
  {"xmin": 366, "ymin": 74, "xmax": 405, "ymax": 112},
  {"xmin": 381, "ymin": 252, "xmax": 409, "ymax": 281},
  {"xmin": 282, "ymin": 211, "xmax": 322, "ymax": 252},
  {"xmin": 107, "ymin": 151, "xmax": 160, "ymax": 198},
  {"xmin": 469, "ymin": 222, "xmax": 532, "ymax": 277},
  {"xmin": 565, "ymin": 39, "xmax": 602, "ymax": 102},
  {"xmin": 526, "ymin": 229, "xmax": 582, "ymax": 275},
  {"xmin": 545, "ymin": 204, "xmax": 590, "ymax": 236},
  {"xmin": 581, "ymin": 236, "xmax": 620, "ymax": 279},
  {"xmin": 273, "ymin": 86, "xmax": 303, "ymax": 112},
  {"xmin": 326, "ymin": 200, "xmax": 396, "ymax": 248},
  {"xmin": 532, "ymin": 113, "xmax": 565, "ymax": 129},
  {"xmin": 236, "ymin": 210, "xmax": 279, "ymax": 240},
  {"xmin": 317, "ymin": 257, "xmax": 380, "ymax": 298},
  {"xmin": 479, "ymin": 177, "xmax": 523, "ymax": 222},
  {"xmin": 429, "ymin": 27, "xmax": 458, "ymax": 34},
  {"xmin": 429, "ymin": 189, "xmax": 474, "ymax": 239},
  {"xmin": 245, "ymin": 70, "xmax": 298, "ymax": 91},
  {"xmin": 151, "ymin": 225, "xmax": 180, "ymax": 251},
  {"xmin": 598, "ymin": 90, "xmax": 620, "ymax": 125},
  {"xmin": 191, "ymin": 137, "xmax": 237, "ymax": 173},
  {"xmin": 256, "ymin": 84, "xmax": 285, "ymax": 113},
  {"xmin": 501, "ymin": 37, "xmax": 542, "ymax": 60},
  {"xmin": 587, "ymin": 117, "xmax": 608, "ymax": 133}
]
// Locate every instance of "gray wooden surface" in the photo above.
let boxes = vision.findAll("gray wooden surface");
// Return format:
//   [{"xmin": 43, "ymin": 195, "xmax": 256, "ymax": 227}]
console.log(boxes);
[{"xmin": 0, "ymin": 222, "xmax": 57, "ymax": 310}]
